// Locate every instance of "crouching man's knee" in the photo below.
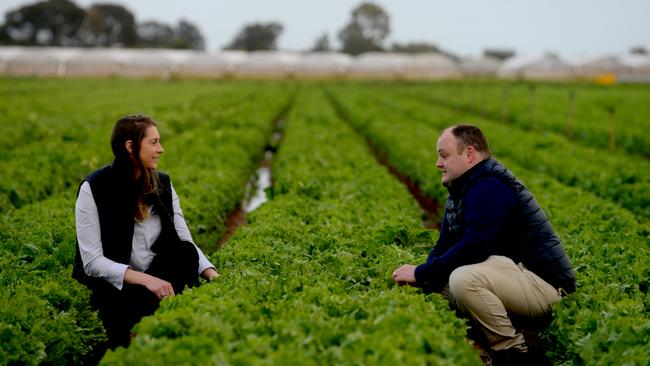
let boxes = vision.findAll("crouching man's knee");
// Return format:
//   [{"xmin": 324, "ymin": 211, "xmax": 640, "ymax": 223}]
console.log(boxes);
[{"xmin": 448, "ymin": 264, "xmax": 490, "ymax": 312}]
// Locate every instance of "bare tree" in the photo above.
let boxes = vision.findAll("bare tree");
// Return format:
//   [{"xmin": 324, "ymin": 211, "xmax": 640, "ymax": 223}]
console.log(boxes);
[
  {"xmin": 391, "ymin": 42, "xmax": 439, "ymax": 53},
  {"xmin": 0, "ymin": 0, "xmax": 85, "ymax": 46},
  {"xmin": 338, "ymin": 2, "xmax": 390, "ymax": 55},
  {"xmin": 137, "ymin": 20, "xmax": 174, "ymax": 48},
  {"xmin": 630, "ymin": 46, "xmax": 648, "ymax": 55},
  {"xmin": 311, "ymin": 33, "xmax": 330, "ymax": 52},
  {"xmin": 77, "ymin": 4, "xmax": 137, "ymax": 47},
  {"xmin": 173, "ymin": 19, "xmax": 204, "ymax": 50},
  {"xmin": 484, "ymin": 48, "xmax": 515, "ymax": 61},
  {"xmin": 224, "ymin": 22, "xmax": 283, "ymax": 51}
]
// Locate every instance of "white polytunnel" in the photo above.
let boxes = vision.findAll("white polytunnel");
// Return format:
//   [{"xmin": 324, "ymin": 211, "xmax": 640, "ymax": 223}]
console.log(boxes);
[
  {"xmin": 2, "ymin": 47, "xmax": 81, "ymax": 77},
  {"xmin": 612, "ymin": 54, "xmax": 650, "ymax": 82},
  {"xmin": 293, "ymin": 52, "xmax": 352, "ymax": 78},
  {"xmin": 497, "ymin": 54, "xmax": 538, "ymax": 79},
  {"xmin": 348, "ymin": 52, "xmax": 410, "ymax": 79},
  {"xmin": 175, "ymin": 51, "xmax": 246, "ymax": 78},
  {"xmin": 498, "ymin": 54, "xmax": 573, "ymax": 80},
  {"xmin": 403, "ymin": 52, "xmax": 462, "ymax": 80},
  {"xmin": 459, "ymin": 56, "xmax": 502, "ymax": 77},
  {"xmin": 566, "ymin": 55, "xmax": 632, "ymax": 78},
  {"xmin": 65, "ymin": 48, "xmax": 129, "ymax": 77},
  {"xmin": 1, "ymin": 46, "xmax": 647, "ymax": 82},
  {"xmin": 619, "ymin": 54, "xmax": 650, "ymax": 73},
  {"xmin": 109, "ymin": 49, "xmax": 179, "ymax": 78},
  {"xmin": 232, "ymin": 51, "xmax": 300, "ymax": 78}
]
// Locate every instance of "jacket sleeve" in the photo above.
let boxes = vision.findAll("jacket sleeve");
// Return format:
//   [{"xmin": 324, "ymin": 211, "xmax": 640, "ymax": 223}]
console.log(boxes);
[{"xmin": 414, "ymin": 178, "xmax": 516, "ymax": 291}]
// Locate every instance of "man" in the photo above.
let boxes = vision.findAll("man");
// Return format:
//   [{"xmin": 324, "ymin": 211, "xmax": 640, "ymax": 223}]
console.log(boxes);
[{"xmin": 392, "ymin": 124, "xmax": 575, "ymax": 364}]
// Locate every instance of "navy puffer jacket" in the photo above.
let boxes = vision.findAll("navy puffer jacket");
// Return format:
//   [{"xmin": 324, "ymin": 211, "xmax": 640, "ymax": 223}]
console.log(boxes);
[{"xmin": 414, "ymin": 158, "xmax": 576, "ymax": 294}]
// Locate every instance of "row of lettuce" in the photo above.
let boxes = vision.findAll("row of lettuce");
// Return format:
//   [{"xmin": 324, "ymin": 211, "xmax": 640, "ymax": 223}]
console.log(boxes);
[
  {"xmin": 102, "ymin": 89, "xmax": 483, "ymax": 365},
  {"xmin": 340, "ymin": 83, "xmax": 650, "ymax": 221},
  {"xmin": 3, "ymin": 79, "xmax": 647, "ymax": 365},
  {"xmin": 328, "ymin": 84, "xmax": 649, "ymax": 365},
  {"xmin": 0, "ymin": 79, "xmax": 279, "ymax": 214},
  {"xmin": 0, "ymin": 79, "xmax": 293, "ymax": 365},
  {"xmin": 388, "ymin": 80, "xmax": 650, "ymax": 158}
]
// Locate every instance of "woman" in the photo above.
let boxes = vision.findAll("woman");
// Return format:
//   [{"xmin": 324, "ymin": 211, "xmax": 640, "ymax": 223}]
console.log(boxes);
[{"xmin": 73, "ymin": 114, "xmax": 219, "ymax": 349}]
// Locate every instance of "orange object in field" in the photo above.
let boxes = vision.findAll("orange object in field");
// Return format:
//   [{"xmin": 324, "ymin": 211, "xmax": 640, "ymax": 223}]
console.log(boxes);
[{"xmin": 596, "ymin": 73, "xmax": 616, "ymax": 85}]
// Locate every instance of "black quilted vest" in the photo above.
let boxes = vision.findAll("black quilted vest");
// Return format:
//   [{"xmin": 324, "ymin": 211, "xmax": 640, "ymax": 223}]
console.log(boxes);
[{"xmin": 72, "ymin": 161, "xmax": 180, "ymax": 289}]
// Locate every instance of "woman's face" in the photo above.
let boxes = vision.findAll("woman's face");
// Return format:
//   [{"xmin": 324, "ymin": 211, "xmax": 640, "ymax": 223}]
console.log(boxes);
[{"xmin": 138, "ymin": 126, "xmax": 164, "ymax": 170}]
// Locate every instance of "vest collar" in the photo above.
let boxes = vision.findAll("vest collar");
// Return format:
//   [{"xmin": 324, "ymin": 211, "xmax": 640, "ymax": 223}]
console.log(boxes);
[{"xmin": 446, "ymin": 158, "xmax": 493, "ymax": 199}]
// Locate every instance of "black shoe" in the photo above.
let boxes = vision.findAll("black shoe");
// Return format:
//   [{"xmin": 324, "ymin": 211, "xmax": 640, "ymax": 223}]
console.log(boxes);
[
  {"xmin": 491, "ymin": 348, "xmax": 552, "ymax": 366},
  {"xmin": 491, "ymin": 348, "xmax": 532, "ymax": 366}
]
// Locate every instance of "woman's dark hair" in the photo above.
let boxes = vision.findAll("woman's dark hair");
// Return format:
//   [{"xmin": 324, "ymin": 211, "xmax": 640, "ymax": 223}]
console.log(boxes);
[
  {"xmin": 449, "ymin": 124, "xmax": 492, "ymax": 157},
  {"xmin": 111, "ymin": 114, "xmax": 161, "ymax": 221}
]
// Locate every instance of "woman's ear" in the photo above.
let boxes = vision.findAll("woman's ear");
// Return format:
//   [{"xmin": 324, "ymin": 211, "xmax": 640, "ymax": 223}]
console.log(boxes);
[{"xmin": 125, "ymin": 140, "xmax": 134, "ymax": 155}]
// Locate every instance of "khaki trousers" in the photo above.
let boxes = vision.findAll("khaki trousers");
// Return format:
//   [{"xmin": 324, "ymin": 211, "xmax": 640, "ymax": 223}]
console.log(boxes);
[{"xmin": 442, "ymin": 255, "xmax": 562, "ymax": 351}]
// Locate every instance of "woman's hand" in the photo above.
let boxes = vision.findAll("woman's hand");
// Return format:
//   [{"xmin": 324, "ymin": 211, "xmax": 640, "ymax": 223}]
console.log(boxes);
[
  {"xmin": 201, "ymin": 267, "xmax": 220, "ymax": 281},
  {"xmin": 124, "ymin": 268, "xmax": 175, "ymax": 300}
]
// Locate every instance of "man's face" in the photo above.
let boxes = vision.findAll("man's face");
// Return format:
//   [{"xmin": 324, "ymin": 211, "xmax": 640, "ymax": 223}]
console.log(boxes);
[{"xmin": 435, "ymin": 130, "xmax": 471, "ymax": 186}]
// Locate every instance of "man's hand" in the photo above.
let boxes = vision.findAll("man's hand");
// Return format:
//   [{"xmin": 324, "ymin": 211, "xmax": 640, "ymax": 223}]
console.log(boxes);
[
  {"xmin": 201, "ymin": 267, "xmax": 220, "ymax": 281},
  {"xmin": 392, "ymin": 264, "xmax": 417, "ymax": 286}
]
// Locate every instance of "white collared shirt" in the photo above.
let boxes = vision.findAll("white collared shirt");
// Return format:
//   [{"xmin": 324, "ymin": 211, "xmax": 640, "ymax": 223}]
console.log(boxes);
[{"xmin": 75, "ymin": 181, "xmax": 215, "ymax": 290}]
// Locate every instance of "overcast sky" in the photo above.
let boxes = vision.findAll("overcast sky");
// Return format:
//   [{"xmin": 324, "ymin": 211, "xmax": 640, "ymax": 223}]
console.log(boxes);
[{"xmin": 1, "ymin": 0, "xmax": 649, "ymax": 57}]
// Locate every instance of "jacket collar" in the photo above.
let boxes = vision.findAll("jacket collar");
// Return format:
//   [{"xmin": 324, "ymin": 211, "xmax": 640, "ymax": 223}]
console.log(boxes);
[{"xmin": 446, "ymin": 158, "xmax": 493, "ymax": 199}]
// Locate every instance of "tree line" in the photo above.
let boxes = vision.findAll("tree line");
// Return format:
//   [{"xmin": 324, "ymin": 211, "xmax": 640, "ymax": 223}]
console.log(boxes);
[
  {"xmin": 0, "ymin": 0, "xmax": 458, "ymax": 57},
  {"xmin": 225, "ymin": 2, "xmax": 453, "ymax": 57},
  {"xmin": 0, "ymin": 0, "xmax": 205, "ymax": 49}
]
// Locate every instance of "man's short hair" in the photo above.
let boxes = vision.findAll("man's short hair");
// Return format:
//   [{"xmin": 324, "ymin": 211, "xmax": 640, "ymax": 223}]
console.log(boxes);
[{"xmin": 448, "ymin": 124, "xmax": 492, "ymax": 157}]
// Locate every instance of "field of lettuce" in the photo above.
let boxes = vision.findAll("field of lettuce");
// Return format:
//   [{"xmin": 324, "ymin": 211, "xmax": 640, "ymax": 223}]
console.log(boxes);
[{"xmin": 0, "ymin": 78, "xmax": 648, "ymax": 365}]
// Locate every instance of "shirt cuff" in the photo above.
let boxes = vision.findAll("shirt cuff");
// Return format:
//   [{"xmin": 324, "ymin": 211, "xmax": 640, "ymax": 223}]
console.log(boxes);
[
  {"xmin": 108, "ymin": 263, "xmax": 130, "ymax": 290},
  {"xmin": 197, "ymin": 257, "xmax": 215, "ymax": 276}
]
